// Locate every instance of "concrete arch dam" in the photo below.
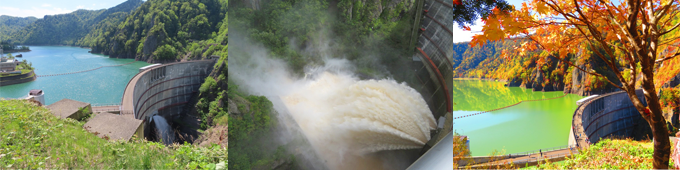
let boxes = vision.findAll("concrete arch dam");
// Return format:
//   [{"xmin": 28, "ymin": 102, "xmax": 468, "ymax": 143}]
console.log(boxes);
[
  {"xmin": 412, "ymin": 0, "xmax": 453, "ymax": 120},
  {"xmin": 118, "ymin": 60, "xmax": 215, "ymax": 140},
  {"xmin": 572, "ymin": 89, "xmax": 652, "ymax": 148},
  {"xmin": 121, "ymin": 60, "xmax": 215, "ymax": 120},
  {"xmin": 406, "ymin": 0, "xmax": 453, "ymax": 155}
]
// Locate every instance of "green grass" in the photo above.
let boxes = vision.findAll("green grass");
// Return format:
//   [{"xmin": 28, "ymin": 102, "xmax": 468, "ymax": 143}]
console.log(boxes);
[
  {"xmin": 0, "ymin": 100, "xmax": 226, "ymax": 169},
  {"xmin": 534, "ymin": 138, "xmax": 675, "ymax": 169}
]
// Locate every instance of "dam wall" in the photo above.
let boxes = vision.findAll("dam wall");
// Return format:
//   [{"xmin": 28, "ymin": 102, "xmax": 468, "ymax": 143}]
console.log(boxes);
[
  {"xmin": 575, "ymin": 89, "xmax": 651, "ymax": 145},
  {"xmin": 130, "ymin": 60, "xmax": 215, "ymax": 120},
  {"xmin": 412, "ymin": 0, "xmax": 453, "ymax": 119}
]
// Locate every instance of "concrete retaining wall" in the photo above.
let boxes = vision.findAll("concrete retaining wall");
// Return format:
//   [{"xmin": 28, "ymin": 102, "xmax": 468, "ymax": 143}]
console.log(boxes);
[
  {"xmin": 580, "ymin": 89, "xmax": 648, "ymax": 144},
  {"xmin": 0, "ymin": 70, "xmax": 36, "ymax": 86},
  {"xmin": 131, "ymin": 60, "xmax": 215, "ymax": 120}
]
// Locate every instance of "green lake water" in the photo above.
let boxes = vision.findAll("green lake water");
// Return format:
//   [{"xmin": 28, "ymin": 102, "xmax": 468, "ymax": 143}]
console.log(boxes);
[
  {"xmin": 452, "ymin": 80, "xmax": 584, "ymax": 156},
  {"xmin": 0, "ymin": 46, "xmax": 149, "ymax": 105}
]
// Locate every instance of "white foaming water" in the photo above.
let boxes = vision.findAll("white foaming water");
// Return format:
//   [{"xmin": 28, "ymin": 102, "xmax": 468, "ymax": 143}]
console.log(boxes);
[
  {"xmin": 282, "ymin": 72, "xmax": 436, "ymax": 169},
  {"xmin": 230, "ymin": 49, "xmax": 434, "ymax": 169},
  {"xmin": 152, "ymin": 115, "xmax": 175, "ymax": 145}
]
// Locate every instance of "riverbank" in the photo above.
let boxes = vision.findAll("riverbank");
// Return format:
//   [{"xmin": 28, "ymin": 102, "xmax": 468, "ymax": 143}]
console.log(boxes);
[
  {"xmin": 453, "ymin": 77, "xmax": 507, "ymax": 82},
  {"xmin": 3, "ymin": 49, "xmax": 30, "ymax": 53}
]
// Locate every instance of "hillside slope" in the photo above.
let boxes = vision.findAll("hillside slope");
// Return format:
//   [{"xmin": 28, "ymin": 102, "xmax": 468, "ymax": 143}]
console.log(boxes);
[
  {"xmin": 0, "ymin": 16, "xmax": 37, "ymax": 41},
  {"xmin": 90, "ymin": 0, "xmax": 227, "ymax": 62},
  {"xmin": 9, "ymin": 0, "xmax": 143, "ymax": 45},
  {"xmin": 453, "ymin": 40, "xmax": 622, "ymax": 95}
]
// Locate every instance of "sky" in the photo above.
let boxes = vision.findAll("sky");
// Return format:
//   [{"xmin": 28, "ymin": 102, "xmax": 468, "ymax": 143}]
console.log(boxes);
[
  {"xmin": 0, "ymin": 0, "xmax": 131, "ymax": 18},
  {"xmin": 453, "ymin": 0, "xmax": 527, "ymax": 43}
]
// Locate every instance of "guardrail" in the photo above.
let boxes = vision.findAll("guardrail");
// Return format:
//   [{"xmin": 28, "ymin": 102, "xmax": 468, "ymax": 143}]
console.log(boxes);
[
  {"xmin": 506, "ymin": 145, "xmax": 576, "ymax": 157},
  {"xmin": 507, "ymin": 151, "xmax": 576, "ymax": 166},
  {"xmin": 91, "ymin": 103, "xmax": 122, "ymax": 107},
  {"xmin": 464, "ymin": 145, "xmax": 578, "ymax": 168}
]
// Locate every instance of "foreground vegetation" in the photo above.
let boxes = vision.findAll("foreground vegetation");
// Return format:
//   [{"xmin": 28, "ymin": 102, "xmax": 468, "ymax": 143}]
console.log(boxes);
[
  {"xmin": 535, "ymin": 139, "xmax": 675, "ymax": 169},
  {"xmin": 227, "ymin": 82, "xmax": 292, "ymax": 170},
  {"xmin": 454, "ymin": 134, "xmax": 676, "ymax": 169},
  {"xmin": 0, "ymin": 100, "xmax": 226, "ymax": 169}
]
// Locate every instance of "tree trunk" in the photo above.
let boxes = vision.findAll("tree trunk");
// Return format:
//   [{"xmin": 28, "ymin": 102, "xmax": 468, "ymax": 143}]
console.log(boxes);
[
  {"xmin": 626, "ymin": 62, "xmax": 672, "ymax": 169},
  {"xmin": 643, "ymin": 71, "xmax": 671, "ymax": 169}
]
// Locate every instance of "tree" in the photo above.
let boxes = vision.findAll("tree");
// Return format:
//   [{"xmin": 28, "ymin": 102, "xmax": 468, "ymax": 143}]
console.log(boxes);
[
  {"xmin": 154, "ymin": 44, "xmax": 178, "ymax": 60},
  {"xmin": 471, "ymin": 0, "xmax": 680, "ymax": 168},
  {"xmin": 453, "ymin": 0, "xmax": 512, "ymax": 30}
]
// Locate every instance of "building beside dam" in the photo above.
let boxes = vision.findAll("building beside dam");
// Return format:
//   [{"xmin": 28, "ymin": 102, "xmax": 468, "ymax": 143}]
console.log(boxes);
[{"xmin": 0, "ymin": 57, "xmax": 18, "ymax": 72}]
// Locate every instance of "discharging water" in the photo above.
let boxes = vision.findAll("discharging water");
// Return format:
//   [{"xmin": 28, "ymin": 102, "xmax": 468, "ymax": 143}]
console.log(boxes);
[
  {"xmin": 282, "ymin": 72, "xmax": 436, "ymax": 169},
  {"xmin": 452, "ymin": 80, "xmax": 583, "ymax": 156},
  {"xmin": 152, "ymin": 115, "xmax": 175, "ymax": 145},
  {"xmin": 0, "ymin": 46, "xmax": 149, "ymax": 105}
]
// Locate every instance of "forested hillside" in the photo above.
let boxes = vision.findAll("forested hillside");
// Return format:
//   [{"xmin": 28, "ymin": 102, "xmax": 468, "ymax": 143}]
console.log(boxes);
[
  {"xmin": 453, "ymin": 40, "xmax": 621, "ymax": 95},
  {"xmin": 189, "ymin": 0, "xmax": 228, "ymax": 147},
  {"xmin": 231, "ymin": 0, "xmax": 417, "ymax": 76},
  {"xmin": 0, "ymin": 16, "xmax": 37, "ymax": 41},
  {"xmin": 90, "ymin": 0, "xmax": 227, "ymax": 62},
  {"xmin": 9, "ymin": 0, "xmax": 143, "ymax": 45},
  {"xmin": 1, "ymin": 41, "xmax": 30, "ymax": 52}
]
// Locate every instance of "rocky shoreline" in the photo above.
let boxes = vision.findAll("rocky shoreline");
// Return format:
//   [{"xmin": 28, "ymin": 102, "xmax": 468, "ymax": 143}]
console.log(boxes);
[{"xmin": 3, "ymin": 49, "xmax": 31, "ymax": 53}]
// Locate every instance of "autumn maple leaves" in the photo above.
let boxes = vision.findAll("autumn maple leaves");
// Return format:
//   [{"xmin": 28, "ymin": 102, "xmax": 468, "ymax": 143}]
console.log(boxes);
[{"xmin": 466, "ymin": 0, "xmax": 680, "ymax": 168}]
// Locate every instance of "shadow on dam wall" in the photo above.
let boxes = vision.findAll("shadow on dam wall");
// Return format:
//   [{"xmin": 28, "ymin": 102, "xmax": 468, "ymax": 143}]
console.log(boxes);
[{"xmin": 122, "ymin": 60, "xmax": 216, "ymax": 143}]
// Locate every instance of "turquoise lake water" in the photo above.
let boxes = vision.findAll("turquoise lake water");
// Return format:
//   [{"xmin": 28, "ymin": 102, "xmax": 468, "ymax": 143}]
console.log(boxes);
[
  {"xmin": 452, "ymin": 80, "xmax": 584, "ymax": 156},
  {"xmin": 0, "ymin": 46, "xmax": 149, "ymax": 105}
]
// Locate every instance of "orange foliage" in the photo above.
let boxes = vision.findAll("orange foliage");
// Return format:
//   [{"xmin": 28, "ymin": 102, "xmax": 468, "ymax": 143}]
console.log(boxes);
[{"xmin": 470, "ymin": 0, "xmax": 680, "ymax": 168}]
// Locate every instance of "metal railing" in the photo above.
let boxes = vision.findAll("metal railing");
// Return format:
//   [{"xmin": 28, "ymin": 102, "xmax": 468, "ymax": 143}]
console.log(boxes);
[
  {"xmin": 91, "ymin": 103, "xmax": 122, "ymax": 107},
  {"xmin": 507, "ymin": 151, "xmax": 576, "ymax": 166},
  {"xmin": 505, "ymin": 145, "xmax": 577, "ymax": 158}
]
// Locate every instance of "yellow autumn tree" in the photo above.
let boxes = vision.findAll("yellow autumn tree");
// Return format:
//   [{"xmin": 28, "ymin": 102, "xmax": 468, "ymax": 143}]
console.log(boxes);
[{"xmin": 471, "ymin": 0, "xmax": 680, "ymax": 168}]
